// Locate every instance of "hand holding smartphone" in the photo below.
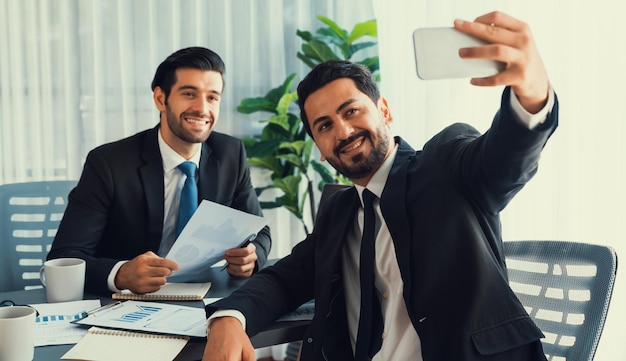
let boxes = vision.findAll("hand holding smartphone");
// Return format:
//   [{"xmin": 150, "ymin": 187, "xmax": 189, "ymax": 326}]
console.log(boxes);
[{"xmin": 412, "ymin": 27, "xmax": 504, "ymax": 80}]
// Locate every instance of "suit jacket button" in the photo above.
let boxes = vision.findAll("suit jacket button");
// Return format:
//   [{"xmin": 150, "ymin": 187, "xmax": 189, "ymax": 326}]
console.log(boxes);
[{"xmin": 307, "ymin": 337, "xmax": 313, "ymax": 343}]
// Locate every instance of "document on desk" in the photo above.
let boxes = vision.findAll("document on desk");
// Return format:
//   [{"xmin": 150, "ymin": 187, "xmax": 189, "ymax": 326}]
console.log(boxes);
[
  {"xmin": 72, "ymin": 300, "xmax": 207, "ymax": 338},
  {"xmin": 165, "ymin": 199, "xmax": 267, "ymax": 282},
  {"xmin": 30, "ymin": 299, "xmax": 102, "ymax": 346}
]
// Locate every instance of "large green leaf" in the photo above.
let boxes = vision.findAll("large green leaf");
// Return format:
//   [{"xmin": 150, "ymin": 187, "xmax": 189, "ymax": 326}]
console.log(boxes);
[
  {"xmin": 316, "ymin": 15, "xmax": 347, "ymax": 41},
  {"xmin": 311, "ymin": 160, "xmax": 336, "ymax": 185},
  {"xmin": 237, "ymin": 97, "xmax": 278, "ymax": 114},
  {"xmin": 349, "ymin": 41, "xmax": 378, "ymax": 55},
  {"xmin": 347, "ymin": 20, "xmax": 378, "ymax": 44},
  {"xmin": 316, "ymin": 28, "xmax": 349, "ymax": 47},
  {"xmin": 359, "ymin": 56, "xmax": 380, "ymax": 72},
  {"xmin": 296, "ymin": 52, "xmax": 318, "ymax": 69},
  {"xmin": 257, "ymin": 123, "xmax": 289, "ymax": 141},
  {"xmin": 300, "ymin": 40, "xmax": 340, "ymax": 63},
  {"xmin": 248, "ymin": 155, "xmax": 283, "ymax": 175},
  {"xmin": 274, "ymin": 175, "xmax": 302, "ymax": 197},
  {"xmin": 268, "ymin": 113, "xmax": 291, "ymax": 133},
  {"xmin": 278, "ymin": 153, "xmax": 305, "ymax": 169},
  {"xmin": 301, "ymin": 140, "xmax": 313, "ymax": 168},
  {"xmin": 296, "ymin": 29, "xmax": 313, "ymax": 42},
  {"xmin": 311, "ymin": 160, "xmax": 353, "ymax": 190},
  {"xmin": 266, "ymin": 74, "xmax": 297, "ymax": 104},
  {"xmin": 287, "ymin": 113, "xmax": 302, "ymax": 135},
  {"xmin": 279, "ymin": 140, "xmax": 308, "ymax": 155},
  {"xmin": 276, "ymin": 92, "xmax": 297, "ymax": 117},
  {"xmin": 245, "ymin": 139, "xmax": 283, "ymax": 158}
]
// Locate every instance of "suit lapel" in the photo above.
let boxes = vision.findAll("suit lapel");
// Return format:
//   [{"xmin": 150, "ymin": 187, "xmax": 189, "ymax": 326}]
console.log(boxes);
[
  {"xmin": 139, "ymin": 126, "xmax": 166, "ymax": 251},
  {"xmin": 324, "ymin": 188, "xmax": 359, "ymax": 274},
  {"xmin": 197, "ymin": 141, "xmax": 215, "ymax": 202},
  {"xmin": 380, "ymin": 137, "xmax": 416, "ymax": 286}
]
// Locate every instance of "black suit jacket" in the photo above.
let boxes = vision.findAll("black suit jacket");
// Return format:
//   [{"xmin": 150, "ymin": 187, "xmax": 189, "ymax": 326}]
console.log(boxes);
[
  {"xmin": 48, "ymin": 126, "xmax": 271, "ymax": 294},
  {"xmin": 206, "ymin": 88, "xmax": 558, "ymax": 360}
]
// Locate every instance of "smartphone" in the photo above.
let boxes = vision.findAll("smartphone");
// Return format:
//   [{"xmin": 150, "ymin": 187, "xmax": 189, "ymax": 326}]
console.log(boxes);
[{"xmin": 412, "ymin": 27, "xmax": 504, "ymax": 80}]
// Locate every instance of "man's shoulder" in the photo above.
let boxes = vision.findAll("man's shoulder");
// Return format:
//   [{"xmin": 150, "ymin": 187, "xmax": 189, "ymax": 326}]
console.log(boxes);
[
  {"xmin": 436, "ymin": 122, "xmax": 480, "ymax": 139},
  {"xmin": 206, "ymin": 131, "xmax": 242, "ymax": 147},
  {"xmin": 422, "ymin": 122, "xmax": 480, "ymax": 150},
  {"xmin": 91, "ymin": 128, "xmax": 155, "ymax": 153},
  {"xmin": 204, "ymin": 131, "xmax": 245, "ymax": 158}
]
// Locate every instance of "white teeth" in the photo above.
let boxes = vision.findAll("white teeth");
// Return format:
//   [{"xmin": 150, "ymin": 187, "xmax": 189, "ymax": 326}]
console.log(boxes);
[
  {"xmin": 185, "ymin": 117, "xmax": 207, "ymax": 125},
  {"xmin": 343, "ymin": 139, "xmax": 363, "ymax": 153}
]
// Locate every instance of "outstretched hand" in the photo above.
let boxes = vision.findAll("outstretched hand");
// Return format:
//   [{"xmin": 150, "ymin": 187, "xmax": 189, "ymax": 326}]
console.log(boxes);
[
  {"xmin": 454, "ymin": 11, "xmax": 550, "ymax": 113},
  {"xmin": 114, "ymin": 251, "xmax": 179, "ymax": 294}
]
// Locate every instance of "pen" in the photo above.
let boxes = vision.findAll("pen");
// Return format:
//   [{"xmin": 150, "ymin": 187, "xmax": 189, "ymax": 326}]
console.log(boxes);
[
  {"xmin": 82, "ymin": 301, "xmax": 124, "ymax": 317},
  {"xmin": 221, "ymin": 233, "xmax": 256, "ymax": 272}
]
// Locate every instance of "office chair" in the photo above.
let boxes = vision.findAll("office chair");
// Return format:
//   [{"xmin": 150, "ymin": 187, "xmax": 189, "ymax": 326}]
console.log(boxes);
[
  {"xmin": 0, "ymin": 181, "xmax": 76, "ymax": 292},
  {"xmin": 504, "ymin": 240, "xmax": 617, "ymax": 361}
]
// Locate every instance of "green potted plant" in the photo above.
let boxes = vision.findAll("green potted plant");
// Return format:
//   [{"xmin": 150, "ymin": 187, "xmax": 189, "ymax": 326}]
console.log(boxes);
[{"xmin": 239, "ymin": 15, "xmax": 379, "ymax": 234}]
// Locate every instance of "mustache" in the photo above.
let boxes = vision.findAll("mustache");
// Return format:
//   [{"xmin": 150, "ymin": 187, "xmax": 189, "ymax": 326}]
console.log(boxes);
[{"xmin": 334, "ymin": 131, "xmax": 368, "ymax": 156}]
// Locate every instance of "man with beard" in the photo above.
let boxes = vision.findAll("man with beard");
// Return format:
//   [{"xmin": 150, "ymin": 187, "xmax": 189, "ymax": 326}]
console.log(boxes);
[
  {"xmin": 47, "ymin": 47, "xmax": 271, "ymax": 295},
  {"xmin": 202, "ymin": 11, "xmax": 557, "ymax": 361}
]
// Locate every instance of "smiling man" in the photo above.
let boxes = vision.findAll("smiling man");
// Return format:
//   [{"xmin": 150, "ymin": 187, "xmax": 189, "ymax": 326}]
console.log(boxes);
[
  {"xmin": 48, "ymin": 47, "xmax": 271, "ymax": 295},
  {"xmin": 203, "ymin": 11, "xmax": 558, "ymax": 361}
]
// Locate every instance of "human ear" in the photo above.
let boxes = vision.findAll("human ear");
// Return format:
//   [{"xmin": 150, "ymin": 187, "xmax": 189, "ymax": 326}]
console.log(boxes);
[
  {"xmin": 153, "ymin": 87, "xmax": 166, "ymax": 112},
  {"xmin": 379, "ymin": 96, "xmax": 393, "ymax": 125}
]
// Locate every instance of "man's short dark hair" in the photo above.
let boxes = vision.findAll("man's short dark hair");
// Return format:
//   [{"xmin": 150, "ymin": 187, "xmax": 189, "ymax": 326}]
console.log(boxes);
[
  {"xmin": 297, "ymin": 60, "xmax": 380, "ymax": 138},
  {"xmin": 151, "ymin": 47, "xmax": 225, "ymax": 99}
]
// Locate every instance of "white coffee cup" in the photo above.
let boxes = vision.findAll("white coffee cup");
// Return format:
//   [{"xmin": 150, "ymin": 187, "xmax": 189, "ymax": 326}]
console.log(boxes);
[
  {"xmin": 0, "ymin": 306, "xmax": 36, "ymax": 361},
  {"xmin": 39, "ymin": 258, "xmax": 86, "ymax": 303}
]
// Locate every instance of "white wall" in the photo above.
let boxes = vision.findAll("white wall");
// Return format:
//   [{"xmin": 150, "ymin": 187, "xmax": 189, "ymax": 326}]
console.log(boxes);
[{"xmin": 373, "ymin": 1, "xmax": 626, "ymax": 359}]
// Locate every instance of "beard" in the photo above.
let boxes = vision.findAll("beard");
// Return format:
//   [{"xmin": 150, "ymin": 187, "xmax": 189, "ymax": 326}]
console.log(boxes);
[
  {"xmin": 165, "ymin": 105, "xmax": 212, "ymax": 144},
  {"xmin": 326, "ymin": 127, "xmax": 390, "ymax": 180}
]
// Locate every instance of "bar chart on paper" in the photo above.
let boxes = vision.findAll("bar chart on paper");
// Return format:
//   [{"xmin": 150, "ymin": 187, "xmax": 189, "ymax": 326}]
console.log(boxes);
[
  {"xmin": 72, "ymin": 301, "xmax": 207, "ymax": 337},
  {"xmin": 31, "ymin": 299, "xmax": 102, "ymax": 346}
]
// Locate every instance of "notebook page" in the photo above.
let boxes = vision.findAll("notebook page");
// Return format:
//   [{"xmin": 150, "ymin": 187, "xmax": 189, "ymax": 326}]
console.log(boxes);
[{"xmin": 61, "ymin": 327, "xmax": 188, "ymax": 361}]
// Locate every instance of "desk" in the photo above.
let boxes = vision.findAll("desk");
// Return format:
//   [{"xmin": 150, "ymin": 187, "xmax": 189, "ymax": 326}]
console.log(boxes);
[{"xmin": 0, "ymin": 266, "xmax": 310, "ymax": 361}]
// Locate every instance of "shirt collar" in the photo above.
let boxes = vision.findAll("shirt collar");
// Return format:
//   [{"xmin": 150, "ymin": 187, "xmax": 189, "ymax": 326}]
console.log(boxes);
[
  {"xmin": 157, "ymin": 128, "xmax": 201, "ymax": 171},
  {"xmin": 355, "ymin": 142, "xmax": 399, "ymax": 204}
]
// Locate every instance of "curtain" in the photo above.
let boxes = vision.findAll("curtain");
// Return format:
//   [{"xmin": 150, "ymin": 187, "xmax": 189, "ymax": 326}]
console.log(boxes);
[
  {"xmin": 0, "ymin": 0, "xmax": 376, "ymax": 258},
  {"xmin": 372, "ymin": 0, "xmax": 626, "ymax": 359}
]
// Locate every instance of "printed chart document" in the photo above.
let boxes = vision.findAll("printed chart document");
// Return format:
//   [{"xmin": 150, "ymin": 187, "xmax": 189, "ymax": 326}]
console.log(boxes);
[
  {"xmin": 30, "ymin": 299, "xmax": 102, "ymax": 346},
  {"xmin": 72, "ymin": 300, "xmax": 207, "ymax": 338},
  {"xmin": 62, "ymin": 326, "xmax": 188, "ymax": 361},
  {"xmin": 166, "ymin": 199, "xmax": 267, "ymax": 282}
]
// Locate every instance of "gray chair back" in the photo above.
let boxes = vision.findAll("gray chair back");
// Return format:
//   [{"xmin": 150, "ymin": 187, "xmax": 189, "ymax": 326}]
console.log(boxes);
[
  {"xmin": 0, "ymin": 181, "xmax": 76, "ymax": 292},
  {"xmin": 504, "ymin": 240, "xmax": 617, "ymax": 361}
]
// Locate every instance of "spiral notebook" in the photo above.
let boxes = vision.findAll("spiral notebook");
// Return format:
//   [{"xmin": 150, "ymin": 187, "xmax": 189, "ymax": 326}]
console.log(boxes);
[
  {"xmin": 112, "ymin": 282, "xmax": 211, "ymax": 301},
  {"xmin": 61, "ymin": 326, "xmax": 189, "ymax": 361}
]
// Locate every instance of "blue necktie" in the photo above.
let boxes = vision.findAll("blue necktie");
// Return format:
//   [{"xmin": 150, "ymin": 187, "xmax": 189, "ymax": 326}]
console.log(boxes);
[
  {"xmin": 354, "ymin": 189, "xmax": 384, "ymax": 360},
  {"xmin": 176, "ymin": 161, "xmax": 198, "ymax": 237}
]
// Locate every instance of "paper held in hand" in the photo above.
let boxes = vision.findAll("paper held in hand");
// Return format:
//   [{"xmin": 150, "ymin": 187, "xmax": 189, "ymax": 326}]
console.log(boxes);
[{"xmin": 165, "ymin": 200, "xmax": 268, "ymax": 282}]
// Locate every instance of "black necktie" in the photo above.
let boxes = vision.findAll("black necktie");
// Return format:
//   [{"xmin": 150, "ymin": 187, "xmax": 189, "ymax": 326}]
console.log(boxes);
[
  {"xmin": 176, "ymin": 161, "xmax": 198, "ymax": 237},
  {"xmin": 354, "ymin": 189, "xmax": 384, "ymax": 360}
]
